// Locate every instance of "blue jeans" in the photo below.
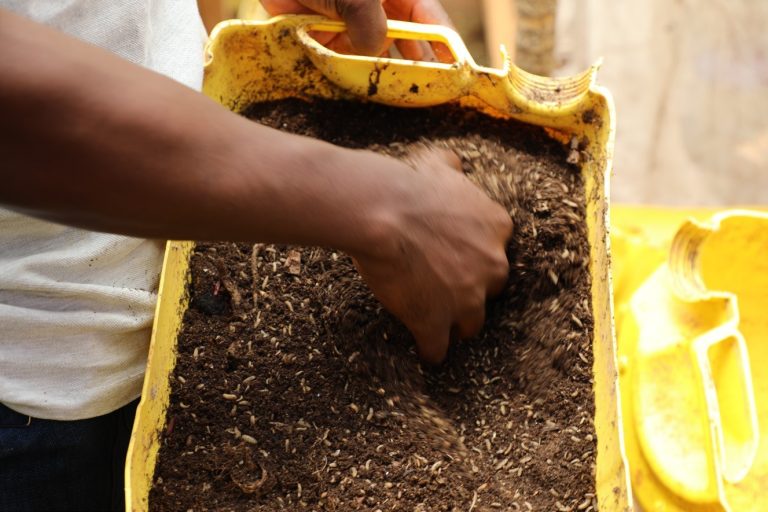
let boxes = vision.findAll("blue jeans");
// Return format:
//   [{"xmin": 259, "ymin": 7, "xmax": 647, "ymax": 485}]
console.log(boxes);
[{"xmin": 0, "ymin": 399, "xmax": 138, "ymax": 512}]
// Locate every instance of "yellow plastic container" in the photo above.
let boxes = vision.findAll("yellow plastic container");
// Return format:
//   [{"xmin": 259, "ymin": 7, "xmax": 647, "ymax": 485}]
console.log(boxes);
[
  {"xmin": 612, "ymin": 208, "xmax": 768, "ymax": 511},
  {"xmin": 125, "ymin": 15, "xmax": 630, "ymax": 511}
]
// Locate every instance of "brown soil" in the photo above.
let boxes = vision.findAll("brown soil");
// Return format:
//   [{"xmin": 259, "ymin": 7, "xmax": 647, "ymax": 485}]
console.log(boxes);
[{"xmin": 150, "ymin": 100, "xmax": 597, "ymax": 511}]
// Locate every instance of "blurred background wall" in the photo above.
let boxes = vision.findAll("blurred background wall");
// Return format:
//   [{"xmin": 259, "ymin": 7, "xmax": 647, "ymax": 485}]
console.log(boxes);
[{"xmin": 555, "ymin": 0, "xmax": 768, "ymax": 206}]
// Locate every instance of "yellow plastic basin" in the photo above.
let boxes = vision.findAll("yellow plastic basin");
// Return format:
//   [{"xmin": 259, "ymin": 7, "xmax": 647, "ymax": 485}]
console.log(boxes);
[{"xmin": 125, "ymin": 15, "xmax": 630, "ymax": 511}]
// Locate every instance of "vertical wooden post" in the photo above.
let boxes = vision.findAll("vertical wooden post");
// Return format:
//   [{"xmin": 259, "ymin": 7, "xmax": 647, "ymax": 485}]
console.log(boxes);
[
  {"xmin": 515, "ymin": 0, "xmax": 557, "ymax": 75},
  {"xmin": 482, "ymin": 0, "xmax": 518, "ymax": 69}
]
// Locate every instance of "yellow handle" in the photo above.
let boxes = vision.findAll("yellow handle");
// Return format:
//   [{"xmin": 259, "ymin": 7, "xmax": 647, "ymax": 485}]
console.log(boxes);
[
  {"xmin": 669, "ymin": 216, "xmax": 760, "ymax": 485},
  {"xmin": 294, "ymin": 18, "xmax": 473, "ymax": 65},
  {"xmin": 694, "ymin": 333, "xmax": 758, "ymax": 484},
  {"xmin": 289, "ymin": 17, "xmax": 476, "ymax": 106}
]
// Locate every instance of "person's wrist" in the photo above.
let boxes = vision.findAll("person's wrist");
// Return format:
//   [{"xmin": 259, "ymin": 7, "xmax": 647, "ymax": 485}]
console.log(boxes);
[{"xmin": 324, "ymin": 147, "xmax": 415, "ymax": 261}]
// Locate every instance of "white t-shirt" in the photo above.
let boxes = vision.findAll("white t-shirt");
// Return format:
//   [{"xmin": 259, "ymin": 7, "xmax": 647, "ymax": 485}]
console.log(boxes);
[{"xmin": 0, "ymin": 1, "xmax": 206, "ymax": 420}]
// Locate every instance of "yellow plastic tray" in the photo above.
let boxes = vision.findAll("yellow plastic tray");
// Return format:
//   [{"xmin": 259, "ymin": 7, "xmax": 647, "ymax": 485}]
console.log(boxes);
[{"xmin": 125, "ymin": 15, "xmax": 630, "ymax": 511}]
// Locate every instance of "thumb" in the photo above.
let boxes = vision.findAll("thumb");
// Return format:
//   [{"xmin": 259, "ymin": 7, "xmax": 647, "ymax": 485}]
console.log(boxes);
[
  {"xmin": 299, "ymin": 0, "xmax": 387, "ymax": 56},
  {"xmin": 409, "ymin": 318, "xmax": 451, "ymax": 365}
]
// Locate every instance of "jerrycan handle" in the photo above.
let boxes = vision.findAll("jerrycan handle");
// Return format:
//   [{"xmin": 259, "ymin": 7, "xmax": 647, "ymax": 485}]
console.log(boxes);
[
  {"xmin": 294, "ymin": 18, "xmax": 472, "ymax": 65},
  {"xmin": 694, "ymin": 333, "xmax": 758, "ymax": 484},
  {"xmin": 670, "ymin": 219, "xmax": 760, "ymax": 485},
  {"xmin": 293, "ymin": 17, "xmax": 476, "ymax": 106}
]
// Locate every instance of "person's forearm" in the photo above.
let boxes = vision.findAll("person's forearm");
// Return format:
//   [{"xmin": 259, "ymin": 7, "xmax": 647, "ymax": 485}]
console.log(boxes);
[{"xmin": 0, "ymin": 9, "xmax": 406, "ymax": 255}]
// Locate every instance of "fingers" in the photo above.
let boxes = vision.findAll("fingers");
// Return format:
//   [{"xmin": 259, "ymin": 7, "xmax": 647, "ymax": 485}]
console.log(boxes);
[
  {"xmin": 487, "ymin": 248, "xmax": 510, "ymax": 297},
  {"xmin": 409, "ymin": 0, "xmax": 455, "ymax": 28},
  {"xmin": 308, "ymin": 29, "xmax": 341, "ymax": 47},
  {"xmin": 275, "ymin": 0, "xmax": 455, "ymax": 60},
  {"xmin": 500, "ymin": 209, "xmax": 514, "ymax": 242},
  {"xmin": 392, "ymin": 40, "xmax": 453, "ymax": 65},
  {"xmin": 430, "ymin": 42, "xmax": 455, "ymax": 64},
  {"xmin": 342, "ymin": 0, "xmax": 390, "ymax": 55},
  {"xmin": 296, "ymin": 0, "xmax": 387, "ymax": 55},
  {"xmin": 485, "ymin": 208, "xmax": 513, "ymax": 299},
  {"xmin": 410, "ymin": 317, "xmax": 451, "ymax": 365},
  {"xmin": 412, "ymin": 293, "xmax": 488, "ymax": 363},
  {"xmin": 323, "ymin": 32, "xmax": 355, "ymax": 55},
  {"xmin": 455, "ymin": 300, "xmax": 485, "ymax": 339},
  {"xmin": 338, "ymin": 0, "xmax": 388, "ymax": 55},
  {"xmin": 406, "ymin": 0, "xmax": 456, "ymax": 63},
  {"xmin": 260, "ymin": 0, "xmax": 315, "ymax": 15},
  {"xmin": 309, "ymin": 32, "xmax": 396, "ymax": 57},
  {"xmin": 395, "ymin": 39, "xmax": 437, "ymax": 62}
]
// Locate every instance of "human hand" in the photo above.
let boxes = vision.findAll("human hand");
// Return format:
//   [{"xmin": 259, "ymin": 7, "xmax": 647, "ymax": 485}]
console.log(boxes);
[
  {"xmin": 351, "ymin": 147, "xmax": 512, "ymax": 363},
  {"xmin": 260, "ymin": 0, "xmax": 454, "ymax": 62}
]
